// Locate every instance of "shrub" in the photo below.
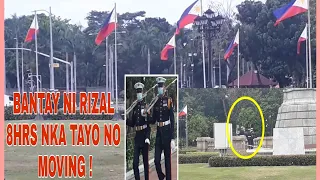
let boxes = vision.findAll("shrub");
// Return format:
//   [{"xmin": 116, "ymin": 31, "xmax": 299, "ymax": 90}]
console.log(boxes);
[
  {"xmin": 186, "ymin": 152, "xmax": 219, "ymax": 155},
  {"xmin": 179, "ymin": 153, "xmax": 219, "ymax": 164},
  {"xmin": 179, "ymin": 148, "xmax": 197, "ymax": 154},
  {"xmin": 208, "ymin": 155, "xmax": 316, "ymax": 167},
  {"xmin": 5, "ymin": 106, "xmax": 118, "ymax": 120}
]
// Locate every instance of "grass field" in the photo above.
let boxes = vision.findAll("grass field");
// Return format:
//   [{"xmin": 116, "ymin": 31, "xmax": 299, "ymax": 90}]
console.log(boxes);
[
  {"xmin": 5, "ymin": 120, "xmax": 125, "ymax": 180},
  {"xmin": 179, "ymin": 164, "xmax": 316, "ymax": 180}
]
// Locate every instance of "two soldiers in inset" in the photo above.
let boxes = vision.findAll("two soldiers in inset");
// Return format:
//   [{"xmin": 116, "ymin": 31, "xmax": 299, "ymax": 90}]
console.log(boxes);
[{"xmin": 127, "ymin": 77, "xmax": 175, "ymax": 180}]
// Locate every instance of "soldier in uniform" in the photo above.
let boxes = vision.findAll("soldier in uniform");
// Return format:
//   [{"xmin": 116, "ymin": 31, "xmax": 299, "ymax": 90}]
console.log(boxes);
[
  {"xmin": 126, "ymin": 82, "xmax": 151, "ymax": 180},
  {"xmin": 151, "ymin": 77, "xmax": 175, "ymax": 180},
  {"xmin": 245, "ymin": 128, "xmax": 254, "ymax": 149}
]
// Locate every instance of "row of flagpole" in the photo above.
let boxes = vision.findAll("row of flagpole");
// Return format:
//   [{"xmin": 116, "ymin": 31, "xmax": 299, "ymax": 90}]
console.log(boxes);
[
  {"xmin": 20, "ymin": 0, "xmax": 314, "ymax": 106},
  {"xmin": 160, "ymin": 0, "xmax": 314, "ymax": 88},
  {"xmin": 24, "ymin": 10, "xmax": 76, "ymax": 117},
  {"xmin": 225, "ymin": 0, "xmax": 314, "ymax": 88},
  {"xmin": 22, "ymin": 3, "xmax": 120, "ymax": 115},
  {"xmin": 160, "ymin": 0, "xmax": 207, "ymax": 87}
]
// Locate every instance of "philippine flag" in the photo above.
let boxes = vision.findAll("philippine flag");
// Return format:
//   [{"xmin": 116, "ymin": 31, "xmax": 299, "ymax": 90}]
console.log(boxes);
[
  {"xmin": 175, "ymin": 0, "xmax": 201, "ymax": 34},
  {"xmin": 297, "ymin": 24, "xmax": 307, "ymax": 54},
  {"xmin": 24, "ymin": 16, "xmax": 39, "ymax": 42},
  {"xmin": 179, "ymin": 105, "xmax": 187, "ymax": 117},
  {"xmin": 273, "ymin": 0, "xmax": 308, "ymax": 26},
  {"xmin": 224, "ymin": 29, "xmax": 239, "ymax": 60},
  {"xmin": 160, "ymin": 35, "xmax": 176, "ymax": 60},
  {"xmin": 95, "ymin": 8, "xmax": 117, "ymax": 45}
]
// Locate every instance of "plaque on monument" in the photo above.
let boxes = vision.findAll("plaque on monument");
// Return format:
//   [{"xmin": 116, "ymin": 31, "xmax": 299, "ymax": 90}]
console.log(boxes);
[{"xmin": 273, "ymin": 127, "xmax": 305, "ymax": 155}]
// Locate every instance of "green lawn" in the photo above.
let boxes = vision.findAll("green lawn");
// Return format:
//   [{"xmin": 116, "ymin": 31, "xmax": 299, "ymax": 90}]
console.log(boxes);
[
  {"xmin": 5, "ymin": 120, "xmax": 125, "ymax": 180},
  {"xmin": 179, "ymin": 164, "xmax": 316, "ymax": 180}
]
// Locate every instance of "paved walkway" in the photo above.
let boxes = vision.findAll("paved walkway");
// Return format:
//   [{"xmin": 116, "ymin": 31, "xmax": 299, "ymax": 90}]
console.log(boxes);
[{"xmin": 141, "ymin": 152, "xmax": 177, "ymax": 180}]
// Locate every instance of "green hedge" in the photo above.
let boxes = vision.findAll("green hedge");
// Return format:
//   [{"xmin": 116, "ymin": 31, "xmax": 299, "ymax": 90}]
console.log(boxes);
[
  {"xmin": 179, "ymin": 153, "xmax": 219, "ymax": 164},
  {"xmin": 208, "ymin": 155, "xmax": 316, "ymax": 167},
  {"xmin": 5, "ymin": 106, "xmax": 118, "ymax": 120},
  {"xmin": 186, "ymin": 152, "xmax": 219, "ymax": 155},
  {"xmin": 179, "ymin": 148, "xmax": 197, "ymax": 154}
]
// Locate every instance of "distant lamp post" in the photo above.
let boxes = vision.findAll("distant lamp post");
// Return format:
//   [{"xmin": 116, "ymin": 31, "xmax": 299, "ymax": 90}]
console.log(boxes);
[
  {"xmin": 194, "ymin": 9, "xmax": 224, "ymax": 88},
  {"xmin": 188, "ymin": 52, "xmax": 197, "ymax": 88},
  {"xmin": 183, "ymin": 63, "xmax": 186, "ymax": 87}
]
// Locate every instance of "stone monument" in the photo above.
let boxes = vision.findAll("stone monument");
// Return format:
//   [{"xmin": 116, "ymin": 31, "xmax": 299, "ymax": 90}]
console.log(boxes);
[{"xmin": 274, "ymin": 88, "xmax": 316, "ymax": 149}]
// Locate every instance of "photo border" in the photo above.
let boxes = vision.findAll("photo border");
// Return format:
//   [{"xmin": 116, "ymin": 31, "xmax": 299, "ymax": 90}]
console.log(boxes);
[
  {"xmin": 1, "ymin": 0, "xmax": 319, "ymax": 178},
  {"xmin": 316, "ymin": 0, "xmax": 320, "ymax": 178},
  {"xmin": 1, "ymin": 0, "xmax": 4, "ymax": 178}
]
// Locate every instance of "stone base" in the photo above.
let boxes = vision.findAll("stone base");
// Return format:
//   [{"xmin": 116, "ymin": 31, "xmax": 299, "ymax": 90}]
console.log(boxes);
[{"xmin": 275, "ymin": 88, "xmax": 316, "ymax": 147}]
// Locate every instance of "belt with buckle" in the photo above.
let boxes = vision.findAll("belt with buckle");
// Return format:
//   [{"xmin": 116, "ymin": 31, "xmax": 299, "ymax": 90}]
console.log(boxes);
[
  {"xmin": 157, "ymin": 120, "xmax": 170, "ymax": 127},
  {"xmin": 135, "ymin": 124, "xmax": 147, "ymax": 131}
]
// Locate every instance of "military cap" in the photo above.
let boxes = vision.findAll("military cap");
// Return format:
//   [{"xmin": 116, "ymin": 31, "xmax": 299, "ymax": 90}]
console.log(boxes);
[
  {"xmin": 134, "ymin": 82, "xmax": 144, "ymax": 89},
  {"xmin": 156, "ymin": 77, "xmax": 166, "ymax": 84}
]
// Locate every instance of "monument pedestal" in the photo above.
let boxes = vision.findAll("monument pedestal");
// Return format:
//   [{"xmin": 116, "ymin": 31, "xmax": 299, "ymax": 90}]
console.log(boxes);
[{"xmin": 275, "ymin": 88, "xmax": 316, "ymax": 148}]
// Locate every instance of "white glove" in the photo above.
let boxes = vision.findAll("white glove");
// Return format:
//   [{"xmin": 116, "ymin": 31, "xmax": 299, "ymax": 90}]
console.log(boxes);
[
  {"xmin": 145, "ymin": 138, "xmax": 150, "ymax": 145},
  {"xmin": 171, "ymin": 140, "xmax": 175, "ymax": 151},
  {"xmin": 141, "ymin": 109, "xmax": 147, "ymax": 117}
]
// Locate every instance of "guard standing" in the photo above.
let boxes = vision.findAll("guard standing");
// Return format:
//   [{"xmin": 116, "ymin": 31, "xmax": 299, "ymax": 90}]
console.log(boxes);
[
  {"xmin": 127, "ymin": 82, "xmax": 151, "ymax": 180},
  {"xmin": 151, "ymin": 77, "xmax": 175, "ymax": 180},
  {"xmin": 245, "ymin": 128, "xmax": 254, "ymax": 149}
]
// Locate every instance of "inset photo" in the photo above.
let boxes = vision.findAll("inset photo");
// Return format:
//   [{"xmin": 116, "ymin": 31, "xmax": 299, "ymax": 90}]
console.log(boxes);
[
  {"xmin": 125, "ymin": 75, "xmax": 178, "ymax": 180},
  {"xmin": 178, "ymin": 88, "xmax": 316, "ymax": 180}
]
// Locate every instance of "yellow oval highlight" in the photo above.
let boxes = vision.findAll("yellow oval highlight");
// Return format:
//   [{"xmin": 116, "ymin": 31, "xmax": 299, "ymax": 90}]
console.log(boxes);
[{"xmin": 226, "ymin": 96, "xmax": 265, "ymax": 160}]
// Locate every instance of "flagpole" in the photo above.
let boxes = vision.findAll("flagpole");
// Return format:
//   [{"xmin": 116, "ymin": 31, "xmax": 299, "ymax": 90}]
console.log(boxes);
[
  {"xmin": 114, "ymin": 3, "xmax": 118, "ymax": 114},
  {"xmin": 49, "ymin": 7, "xmax": 55, "ymax": 91},
  {"xmin": 34, "ymin": 12, "xmax": 40, "ymax": 117},
  {"xmin": 305, "ymin": 24, "xmax": 309, "ymax": 88},
  {"xmin": 147, "ymin": 47, "xmax": 150, "ymax": 74},
  {"xmin": 200, "ymin": 0, "xmax": 206, "ymax": 88},
  {"xmin": 180, "ymin": 59, "xmax": 183, "ymax": 88},
  {"xmin": 237, "ymin": 36, "xmax": 240, "ymax": 88},
  {"xmin": 21, "ymin": 43, "xmax": 24, "ymax": 93},
  {"xmin": 174, "ymin": 45, "xmax": 176, "ymax": 74},
  {"xmin": 15, "ymin": 34, "xmax": 20, "ymax": 93},
  {"xmin": 66, "ymin": 52, "xmax": 69, "ymax": 93},
  {"xmin": 108, "ymin": 46, "xmax": 111, "ymax": 93},
  {"xmin": 226, "ymin": 59, "xmax": 230, "ymax": 84},
  {"xmin": 307, "ymin": 0, "xmax": 312, "ymax": 88},
  {"xmin": 110, "ymin": 46, "xmax": 114, "ymax": 99},
  {"xmin": 106, "ymin": 37, "xmax": 109, "ymax": 93},
  {"xmin": 219, "ymin": 52, "xmax": 221, "ymax": 87},
  {"xmin": 70, "ymin": 61, "xmax": 74, "ymax": 92},
  {"xmin": 185, "ymin": 107, "xmax": 188, "ymax": 148},
  {"xmin": 74, "ymin": 53, "xmax": 77, "ymax": 94}
]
